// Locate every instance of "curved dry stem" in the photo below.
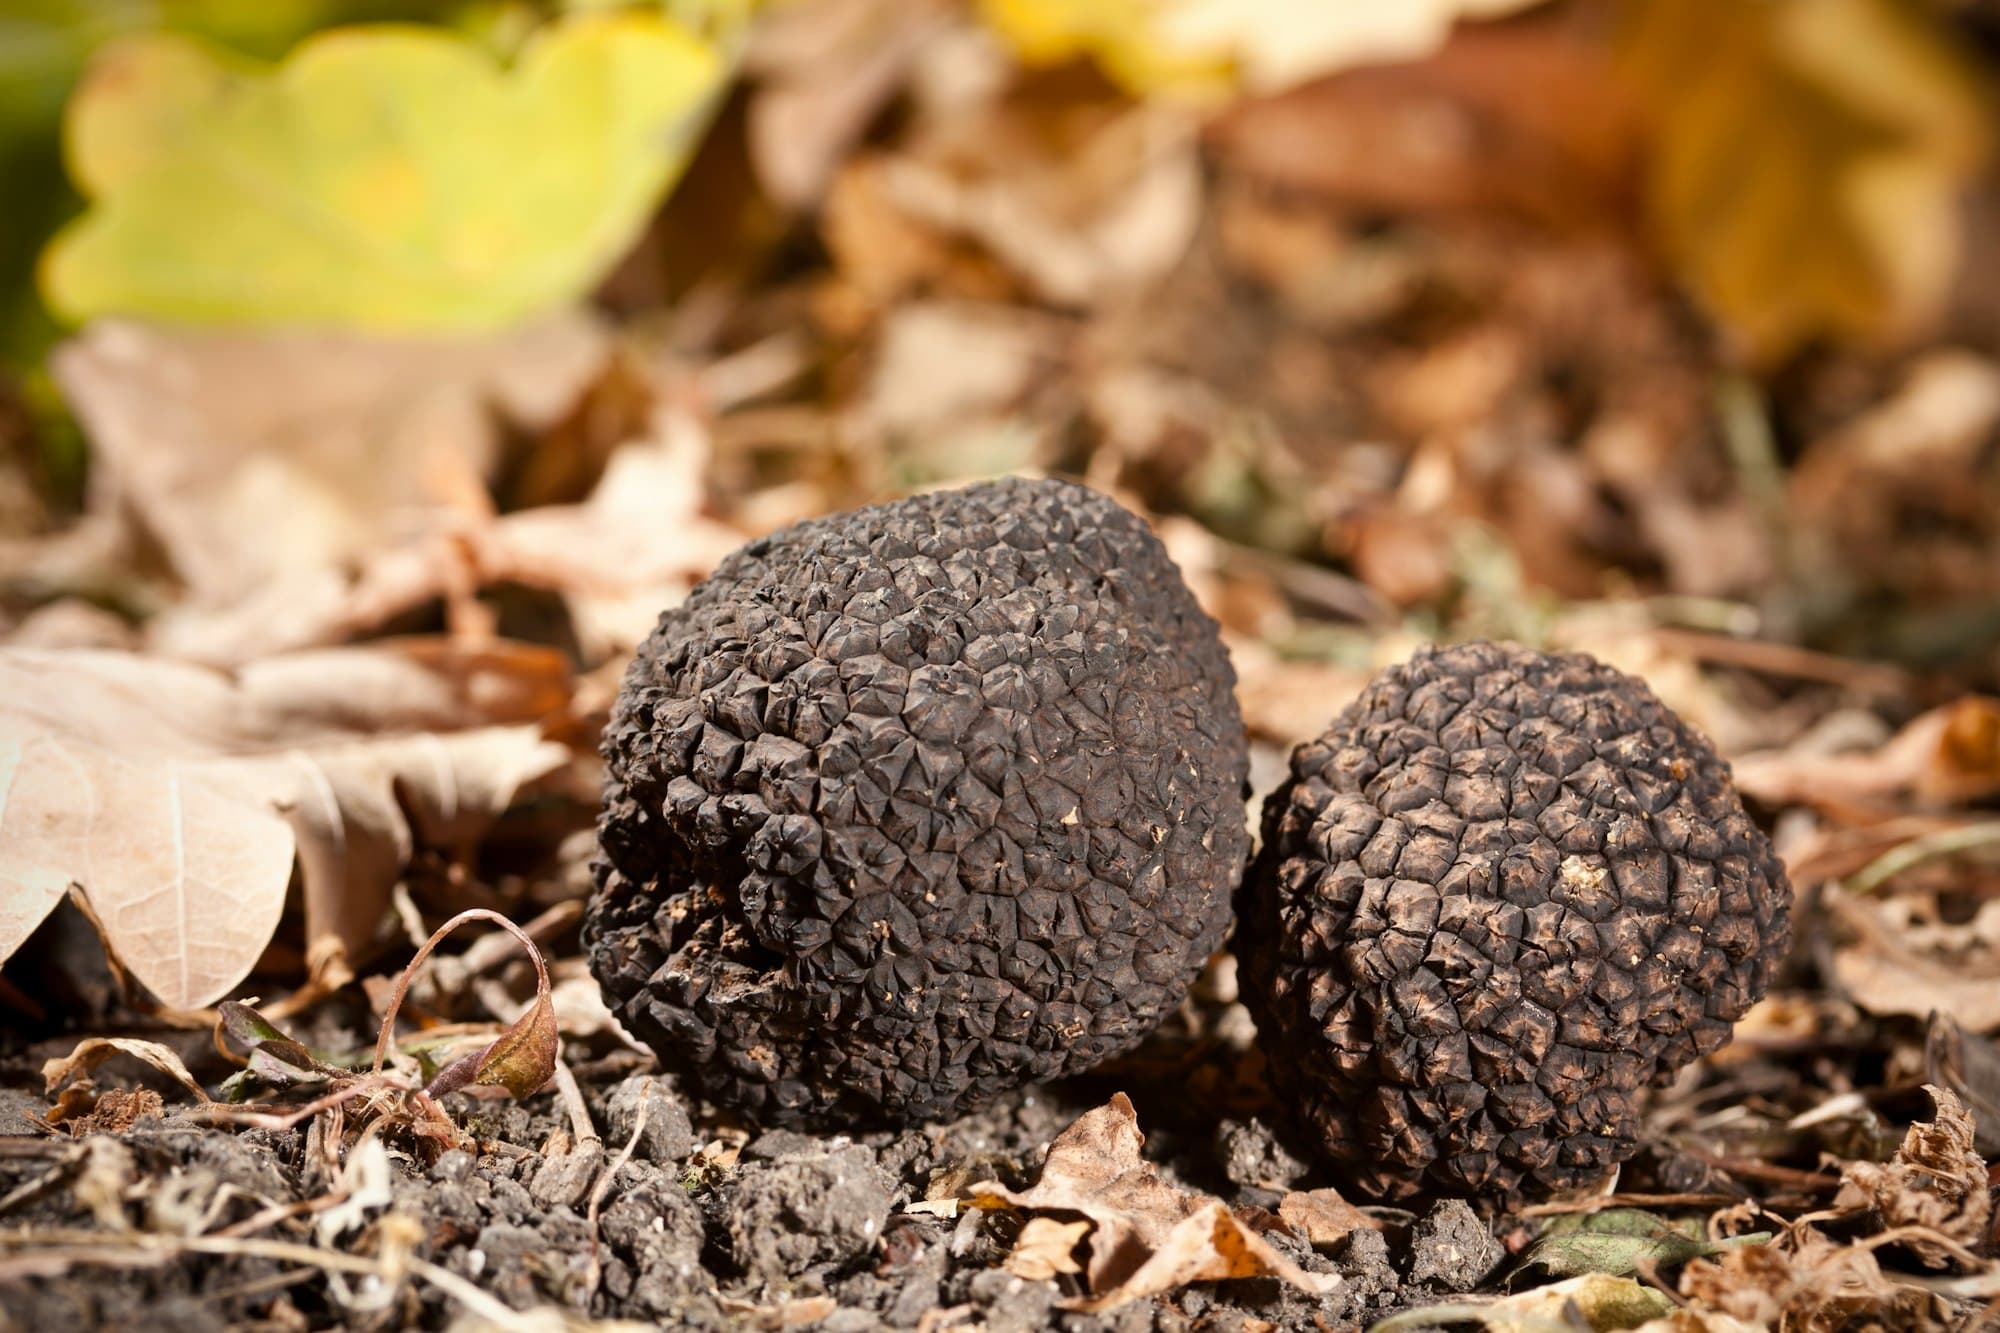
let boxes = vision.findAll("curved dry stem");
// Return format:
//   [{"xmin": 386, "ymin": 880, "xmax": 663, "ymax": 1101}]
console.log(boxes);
[{"xmin": 370, "ymin": 908, "xmax": 549, "ymax": 1076}]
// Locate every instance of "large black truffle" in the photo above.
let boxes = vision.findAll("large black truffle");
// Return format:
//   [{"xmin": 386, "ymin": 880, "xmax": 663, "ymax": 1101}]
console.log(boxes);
[
  {"xmin": 1236, "ymin": 641, "xmax": 1791, "ymax": 1202},
  {"xmin": 586, "ymin": 478, "xmax": 1250, "ymax": 1127}
]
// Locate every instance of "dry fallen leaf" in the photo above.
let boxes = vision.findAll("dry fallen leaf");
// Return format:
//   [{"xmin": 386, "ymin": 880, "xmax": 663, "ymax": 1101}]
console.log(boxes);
[
  {"xmin": 1835, "ymin": 1085, "xmax": 1991, "ymax": 1268},
  {"xmin": 147, "ymin": 402, "xmax": 746, "ymax": 668},
  {"xmin": 1379, "ymin": 1274, "xmax": 1674, "ymax": 1333},
  {"xmin": 43, "ymin": 1036, "xmax": 210, "ymax": 1105},
  {"xmin": 1733, "ymin": 697, "xmax": 2000, "ymax": 814},
  {"xmin": 1007, "ymin": 1216, "xmax": 1092, "ymax": 1281},
  {"xmin": 1825, "ymin": 882, "xmax": 2000, "ymax": 1033},
  {"xmin": 1623, "ymin": 0, "xmax": 1993, "ymax": 361},
  {"xmin": 745, "ymin": 0, "xmax": 944, "ymax": 209},
  {"xmin": 0, "ymin": 639, "xmax": 571, "ymax": 1007},
  {"xmin": 1926, "ymin": 1011, "xmax": 2000, "ymax": 1156},
  {"xmin": 871, "ymin": 99, "xmax": 1204, "ymax": 307},
  {"xmin": 968, "ymin": 1094, "xmax": 1338, "ymax": 1310},
  {"xmin": 1275, "ymin": 1187, "xmax": 1376, "ymax": 1250},
  {"xmin": 1674, "ymin": 1230, "xmax": 1946, "ymax": 1330},
  {"xmin": 53, "ymin": 316, "xmax": 607, "ymax": 609}
]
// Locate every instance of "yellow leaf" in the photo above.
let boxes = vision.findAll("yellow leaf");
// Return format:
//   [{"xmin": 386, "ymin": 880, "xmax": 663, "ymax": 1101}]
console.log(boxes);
[
  {"xmin": 979, "ymin": 0, "xmax": 1546, "ymax": 97},
  {"xmin": 1624, "ymin": 0, "xmax": 1993, "ymax": 362},
  {"xmin": 41, "ymin": 13, "xmax": 726, "ymax": 330}
]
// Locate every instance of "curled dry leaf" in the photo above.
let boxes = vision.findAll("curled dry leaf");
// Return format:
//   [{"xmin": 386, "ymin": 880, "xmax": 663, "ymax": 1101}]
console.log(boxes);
[
  {"xmin": 425, "ymin": 990, "xmax": 559, "ymax": 1100},
  {"xmin": 374, "ymin": 909, "xmax": 560, "ymax": 1105},
  {"xmin": 0, "ymin": 639, "xmax": 572, "ymax": 1007},
  {"xmin": 216, "ymin": 1001, "xmax": 337, "ymax": 1090},
  {"xmin": 43, "ymin": 1036, "xmax": 210, "ymax": 1105},
  {"xmin": 968, "ymin": 1094, "xmax": 1338, "ymax": 1310},
  {"xmin": 1834, "ymin": 1085, "xmax": 1991, "ymax": 1268}
]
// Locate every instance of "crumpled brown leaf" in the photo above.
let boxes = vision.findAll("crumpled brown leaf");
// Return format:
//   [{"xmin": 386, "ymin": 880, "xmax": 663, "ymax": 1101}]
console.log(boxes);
[
  {"xmin": 0, "ymin": 639, "xmax": 571, "ymax": 1006},
  {"xmin": 1276, "ymin": 1187, "xmax": 1377, "ymax": 1249},
  {"xmin": 967, "ymin": 1094, "xmax": 1339, "ymax": 1310},
  {"xmin": 1835, "ymin": 1085, "xmax": 1991, "ymax": 1269},
  {"xmin": 54, "ymin": 316, "xmax": 608, "ymax": 609},
  {"xmin": 1673, "ymin": 1231, "xmax": 1948, "ymax": 1331},
  {"xmin": 1733, "ymin": 696, "xmax": 2000, "ymax": 814}
]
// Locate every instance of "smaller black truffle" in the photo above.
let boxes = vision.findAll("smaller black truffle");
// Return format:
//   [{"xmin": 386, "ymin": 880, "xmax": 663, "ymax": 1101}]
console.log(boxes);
[{"xmin": 1236, "ymin": 641, "xmax": 1792, "ymax": 1202}]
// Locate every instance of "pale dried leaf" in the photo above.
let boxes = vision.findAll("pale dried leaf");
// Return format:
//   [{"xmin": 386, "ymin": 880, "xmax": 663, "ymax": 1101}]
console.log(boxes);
[
  {"xmin": 1276, "ymin": 1187, "xmax": 1375, "ymax": 1249},
  {"xmin": 1378, "ymin": 1274, "xmax": 1674, "ymax": 1333},
  {"xmin": 1676, "ymin": 1232, "xmax": 1945, "ymax": 1330},
  {"xmin": 54, "ymin": 315, "xmax": 607, "ymax": 607},
  {"xmin": 879, "ymin": 105, "xmax": 1202, "ymax": 306},
  {"xmin": 969, "ymin": 1094, "xmax": 1337, "ymax": 1308},
  {"xmin": 1071, "ymin": 1201, "xmax": 1337, "ymax": 1313},
  {"xmin": 43, "ymin": 1036, "xmax": 210, "ymax": 1104},
  {"xmin": 1829, "ymin": 889, "xmax": 2000, "ymax": 1032},
  {"xmin": 0, "ymin": 641, "xmax": 571, "ymax": 1007},
  {"xmin": 1007, "ymin": 1216, "xmax": 1090, "ymax": 1281},
  {"xmin": 746, "ymin": 0, "xmax": 942, "ymax": 208}
]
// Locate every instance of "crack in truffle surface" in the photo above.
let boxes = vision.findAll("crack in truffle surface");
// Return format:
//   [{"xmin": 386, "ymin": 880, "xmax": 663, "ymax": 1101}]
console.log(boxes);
[
  {"xmin": 586, "ymin": 477, "xmax": 1249, "ymax": 1126},
  {"xmin": 1236, "ymin": 641, "xmax": 1792, "ymax": 1202}
]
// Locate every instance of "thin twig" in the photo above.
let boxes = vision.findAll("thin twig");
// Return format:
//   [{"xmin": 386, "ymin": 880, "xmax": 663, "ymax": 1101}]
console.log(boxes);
[
  {"xmin": 552, "ymin": 1058, "xmax": 598, "ymax": 1146},
  {"xmin": 585, "ymin": 1075, "xmax": 652, "ymax": 1298},
  {"xmin": 0, "ymin": 1229, "xmax": 534, "ymax": 1328}
]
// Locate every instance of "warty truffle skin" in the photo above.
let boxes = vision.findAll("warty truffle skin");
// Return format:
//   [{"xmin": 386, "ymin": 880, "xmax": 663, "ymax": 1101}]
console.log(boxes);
[
  {"xmin": 1236, "ymin": 641, "xmax": 1792, "ymax": 1202},
  {"xmin": 585, "ymin": 477, "xmax": 1251, "ymax": 1128}
]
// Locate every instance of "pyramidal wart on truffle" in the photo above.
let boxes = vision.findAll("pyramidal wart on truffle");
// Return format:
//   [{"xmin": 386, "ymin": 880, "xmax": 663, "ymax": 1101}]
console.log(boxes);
[
  {"xmin": 585, "ymin": 477, "xmax": 1251, "ymax": 1127},
  {"xmin": 1236, "ymin": 641, "xmax": 1792, "ymax": 1203}
]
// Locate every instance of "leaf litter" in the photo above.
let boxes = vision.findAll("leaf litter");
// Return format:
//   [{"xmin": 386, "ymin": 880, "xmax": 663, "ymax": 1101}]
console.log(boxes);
[{"xmin": 5, "ymin": 0, "xmax": 2000, "ymax": 1329}]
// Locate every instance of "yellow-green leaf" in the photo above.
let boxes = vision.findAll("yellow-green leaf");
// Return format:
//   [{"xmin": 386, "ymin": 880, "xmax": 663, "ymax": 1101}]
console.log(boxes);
[
  {"xmin": 1624, "ymin": 0, "xmax": 1994, "ymax": 363},
  {"xmin": 40, "ymin": 12, "xmax": 726, "ymax": 330}
]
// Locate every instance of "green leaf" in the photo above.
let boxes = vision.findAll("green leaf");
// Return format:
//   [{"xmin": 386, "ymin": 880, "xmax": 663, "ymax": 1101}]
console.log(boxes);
[
  {"xmin": 41, "ymin": 10, "xmax": 727, "ymax": 330},
  {"xmin": 215, "ymin": 999, "xmax": 338, "ymax": 1088},
  {"xmin": 1521, "ymin": 1209, "xmax": 1772, "ymax": 1279},
  {"xmin": 425, "ymin": 989, "xmax": 557, "ymax": 1099}
]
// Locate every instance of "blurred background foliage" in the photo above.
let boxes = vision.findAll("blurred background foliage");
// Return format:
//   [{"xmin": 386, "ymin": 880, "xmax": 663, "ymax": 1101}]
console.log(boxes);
[{"xmin": 3, "ymin": 0, "xmax": 2000, "ymax": 681}]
